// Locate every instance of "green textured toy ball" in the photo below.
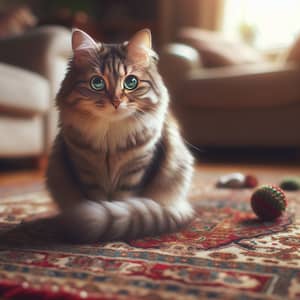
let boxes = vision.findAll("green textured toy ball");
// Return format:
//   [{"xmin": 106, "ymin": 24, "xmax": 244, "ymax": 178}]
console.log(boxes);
[
  {"xmin": 251, "ymin": 185, "xmax": 287, "ymax": 221},
  {"xmin": 280, "ymin": 177, "xmax": 300, "ymax": 191}
]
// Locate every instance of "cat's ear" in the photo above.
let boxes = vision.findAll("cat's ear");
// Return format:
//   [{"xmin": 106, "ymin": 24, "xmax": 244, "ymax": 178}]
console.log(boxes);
[
  {"xmin": 128, "ymin": 29, "xmax": 152, "ymax": 49},
  {"xmin": 71, "ymin": 29, "xmax": 99, "ymax": 65},
  {"xmin": 126, "ymin": 29, "xmax": 153, "ymax": 66}
]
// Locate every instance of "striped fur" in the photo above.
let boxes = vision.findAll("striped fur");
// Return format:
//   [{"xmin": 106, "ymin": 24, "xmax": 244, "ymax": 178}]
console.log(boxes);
[{"xmin": 47, "ymin": 29, "xmax": 195, "ymax": 243}]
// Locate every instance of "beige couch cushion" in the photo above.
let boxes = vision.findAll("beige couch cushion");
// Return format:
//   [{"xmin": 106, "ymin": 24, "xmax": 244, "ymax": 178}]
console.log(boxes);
[
  {"xmin": 0, "ymin": 115, "xmax": 43, "ymax": 157},
  {"xmin": 0, "ymin": 62, "xmax": 50, "ymax": 115},
  {"xmin": 177, "ymin": 28, "xmax": 265, "ymax": 68},
  {"xmin": 180, "ymin": 63, "xmax": 300, "ymax": 109}
]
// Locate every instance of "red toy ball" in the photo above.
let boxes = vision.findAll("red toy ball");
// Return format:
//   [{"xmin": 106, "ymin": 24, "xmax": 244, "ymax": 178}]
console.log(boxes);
[
  {"xmin": 251, "ymin": 185, "xmax": 287, "ymax": 221},
  {"xmin": 245, "ymin": 175, "xmax": 258, "ymax": 188}
]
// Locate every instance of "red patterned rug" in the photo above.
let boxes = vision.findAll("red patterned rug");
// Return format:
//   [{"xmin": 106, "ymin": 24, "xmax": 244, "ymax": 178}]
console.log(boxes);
[{"xmin": 0, "ymin": 176, "xmax": 299, "ymax": 300}]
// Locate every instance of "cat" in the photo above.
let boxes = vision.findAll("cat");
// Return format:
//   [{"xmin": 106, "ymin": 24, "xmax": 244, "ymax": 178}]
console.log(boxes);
[{"xmin": 46, "ymin": 28, "xmax": 195, "ymax": 243}]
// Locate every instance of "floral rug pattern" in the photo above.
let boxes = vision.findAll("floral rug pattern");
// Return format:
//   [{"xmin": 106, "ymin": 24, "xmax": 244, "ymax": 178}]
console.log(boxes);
[{"xmin": 0, "ymin": 181, "xmax": 299, "ymax": 300}]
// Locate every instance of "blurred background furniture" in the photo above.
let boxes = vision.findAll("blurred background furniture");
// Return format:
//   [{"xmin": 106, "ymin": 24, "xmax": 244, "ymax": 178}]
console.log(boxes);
[
  {"xmin": 159, "ymin": 27, "xmax": 300, "ymax": 148},
  {"xmin": 0, "ymin": 0, "xmax": 300, "ymax": 163},
  {"xmin": 0, "ymin": 25, "xmax": 71, "ymax": 161}
]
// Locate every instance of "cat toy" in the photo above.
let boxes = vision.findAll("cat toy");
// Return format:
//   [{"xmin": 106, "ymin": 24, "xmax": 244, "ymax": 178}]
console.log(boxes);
[
  {"xmin": 216, "ymin": 172, "xmax": 258, "ymax": 188},
  {"xmin": 251, "ymin": 185, "xmax": 287, "ymax": 221},
  {"xmin": 279, "ymin": 177, "xmax": 300, "ymax": 191}
]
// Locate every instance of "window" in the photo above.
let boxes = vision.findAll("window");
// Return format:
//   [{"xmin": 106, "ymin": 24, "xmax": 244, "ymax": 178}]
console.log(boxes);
[{"xmin": 222, "ymin": 0, "xmax": 300, "ymax": 50}]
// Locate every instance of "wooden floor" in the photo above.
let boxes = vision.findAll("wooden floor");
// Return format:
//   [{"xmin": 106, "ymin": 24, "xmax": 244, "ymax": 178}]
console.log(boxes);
[{"xmin": 1, "ymin": 150, "xmax": 300, "ymax": 187}]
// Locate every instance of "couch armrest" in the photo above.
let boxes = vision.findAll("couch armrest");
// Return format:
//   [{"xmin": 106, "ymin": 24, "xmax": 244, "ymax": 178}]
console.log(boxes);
[
  {"xmin": 0, "ymin": 25, "xmax": 71, "ymax": 82},
  {"xmin": 159, "ymin": 43, "xmax": 202, "ymax": 95},
  {"xmin": 180, "ymin": 62, "xmax": 300, "ymax": 109}
]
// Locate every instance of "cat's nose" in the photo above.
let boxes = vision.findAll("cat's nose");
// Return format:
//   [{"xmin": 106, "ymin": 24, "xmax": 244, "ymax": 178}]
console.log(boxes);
[{"xmin": 111, "ymin": 99, "xmax": 121, "ymax": 109}]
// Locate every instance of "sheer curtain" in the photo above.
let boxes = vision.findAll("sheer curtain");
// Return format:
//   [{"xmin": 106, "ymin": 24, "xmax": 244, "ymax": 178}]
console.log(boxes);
[{"xmin": 222, "ymin": 0, "xmax": 300, "ymax": 49}]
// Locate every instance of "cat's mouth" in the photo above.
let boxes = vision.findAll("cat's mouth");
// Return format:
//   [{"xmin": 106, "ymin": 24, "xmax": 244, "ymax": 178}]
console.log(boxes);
[
  {"xmin": 94, "ymin": 99, "xmax": 126, "ymax": 110},
  {"xmin": 93, "ymin": 102, "xmax": 134, "ymax": 121},
  {"xmin": 111, "ymin": 99, "xmax": 121, "ymax": 109}
]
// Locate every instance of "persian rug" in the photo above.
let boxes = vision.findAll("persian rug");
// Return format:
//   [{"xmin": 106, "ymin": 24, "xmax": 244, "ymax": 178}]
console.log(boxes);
[{"xmin": 0, "ymin": 175, "xmax": 299, "ymax": 300}]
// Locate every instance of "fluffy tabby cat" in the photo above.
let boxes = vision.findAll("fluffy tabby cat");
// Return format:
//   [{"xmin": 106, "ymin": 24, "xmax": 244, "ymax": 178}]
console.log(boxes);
[{"xmin": 46, "ymin": 28, "xmax": 195, "ymax": 243}]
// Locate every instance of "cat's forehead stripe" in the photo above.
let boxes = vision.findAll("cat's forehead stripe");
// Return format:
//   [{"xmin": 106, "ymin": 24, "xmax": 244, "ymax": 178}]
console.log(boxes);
[{"xmin": 97, "ymin": 45, "xmax": 127, "ymax": 78}]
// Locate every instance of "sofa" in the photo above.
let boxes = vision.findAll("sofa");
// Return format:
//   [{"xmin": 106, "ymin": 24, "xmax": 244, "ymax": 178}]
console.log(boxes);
[
  {"xmin": 0, "ymin": 26, "xmax": 71, "ymax": 162},
  {"xmin": 158, "ymin": 28, "xmax": 300, "ymax": 148}
]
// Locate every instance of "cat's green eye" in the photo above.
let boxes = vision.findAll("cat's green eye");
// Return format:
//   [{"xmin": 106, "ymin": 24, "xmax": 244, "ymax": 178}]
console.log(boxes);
[
  {"xmin": 90, "ymin": 76, "xmax": 106, "ymax": 91},
  {"xmin": 123, "ymin": 75, "xmax": 139, "ymax": 90}
]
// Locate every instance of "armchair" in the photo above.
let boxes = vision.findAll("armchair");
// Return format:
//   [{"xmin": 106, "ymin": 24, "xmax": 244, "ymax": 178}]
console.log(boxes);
[{"xmin": 0, "ymin": 26, "xmax": 71, "ymax": 160}]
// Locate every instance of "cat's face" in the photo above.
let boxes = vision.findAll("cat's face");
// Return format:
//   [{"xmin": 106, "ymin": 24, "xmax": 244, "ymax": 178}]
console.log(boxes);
[{"xmin": 58, "ymin": 29, "xmax": 166, "ymax": 123}]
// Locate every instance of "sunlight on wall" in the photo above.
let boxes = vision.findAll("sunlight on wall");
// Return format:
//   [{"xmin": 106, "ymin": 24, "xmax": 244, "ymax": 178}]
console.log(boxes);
[{"xmin": 222, "ymin": 0, "xmax": 300, "ymax": 50}]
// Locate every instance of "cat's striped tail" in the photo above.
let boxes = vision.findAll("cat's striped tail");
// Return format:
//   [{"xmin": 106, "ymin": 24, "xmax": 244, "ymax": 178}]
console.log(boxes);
[{"xmin": 58, "ymin": 198, "xmax": 195, "ymax": 243}]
